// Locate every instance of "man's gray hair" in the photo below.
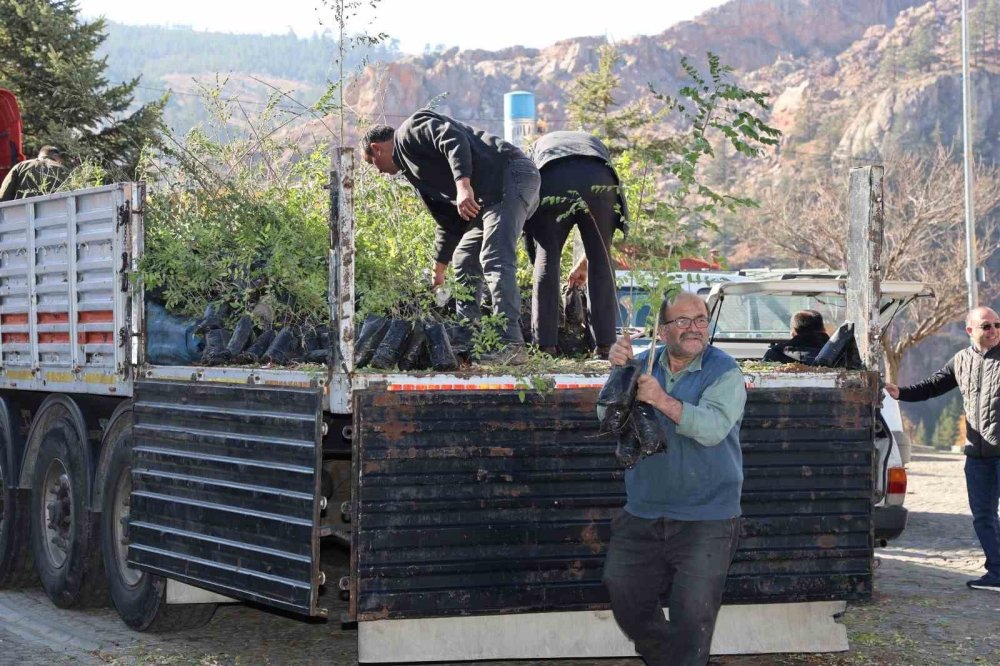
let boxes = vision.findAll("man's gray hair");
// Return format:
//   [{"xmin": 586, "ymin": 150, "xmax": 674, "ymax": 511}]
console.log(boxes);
[
  {"xmin": 38, "ymin": 145, "xmax": 61, "ymax": 160},
  {"xmin": 658, "ymin": 291, "xmax": 709, "ymax": 324}
]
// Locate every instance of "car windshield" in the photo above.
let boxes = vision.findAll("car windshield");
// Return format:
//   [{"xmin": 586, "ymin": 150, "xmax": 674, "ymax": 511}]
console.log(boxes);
[{"xmin": 711, "ymin": 291, "xmax": 911, "ymax": 340}]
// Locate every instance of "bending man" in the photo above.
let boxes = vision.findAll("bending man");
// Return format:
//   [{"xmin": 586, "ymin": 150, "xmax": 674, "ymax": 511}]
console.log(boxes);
[
  {"xmin": 525, "ymin": 131, "xmax": 628, "ymax": 359},
  {"xmin": 361, "ymin": 111, "xmax": 540, "ymax": 365}
]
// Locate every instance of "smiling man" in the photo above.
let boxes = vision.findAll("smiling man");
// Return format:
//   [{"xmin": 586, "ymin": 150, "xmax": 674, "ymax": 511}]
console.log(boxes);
[
  {"xmin": 887, "ymin": 306, "xmax": 1000, "ymax": 592},
  {"xmin": 601, "ymin": 292, "xmax": 747, "ymax": 666}
]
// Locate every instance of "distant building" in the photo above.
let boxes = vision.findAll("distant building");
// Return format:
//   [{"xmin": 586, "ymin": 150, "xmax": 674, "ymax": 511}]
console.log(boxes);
[{"xmin": 503, "ymin": 91, "xmax": 535, "ymax": 149}]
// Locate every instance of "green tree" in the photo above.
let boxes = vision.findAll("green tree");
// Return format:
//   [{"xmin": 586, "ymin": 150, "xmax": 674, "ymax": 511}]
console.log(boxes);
[
  {"xmin": 0, "ymin": 0, "xmax": 165, "ymax": 175},
  {"xmin": 901, "ymin": 24, "xmax": 937, "ymax": 73},
  {"xmin": 565, "ymin": 44, "xmax": 654, "ymax": 154},
  {"xmin": 931, "ymin": 395, "xmax": 962, "ymax": 451}
]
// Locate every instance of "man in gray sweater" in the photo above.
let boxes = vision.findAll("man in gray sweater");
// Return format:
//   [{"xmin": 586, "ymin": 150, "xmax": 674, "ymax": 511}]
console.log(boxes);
[{"xmin": 361, "ymin": 111, "xmax": 540, "ymax": 364}]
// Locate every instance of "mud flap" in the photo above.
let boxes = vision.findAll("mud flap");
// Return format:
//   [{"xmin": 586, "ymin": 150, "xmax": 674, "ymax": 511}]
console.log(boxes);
[{"xmin": 129, "ymin": 380, "xmax": 326, "ymax": 616}]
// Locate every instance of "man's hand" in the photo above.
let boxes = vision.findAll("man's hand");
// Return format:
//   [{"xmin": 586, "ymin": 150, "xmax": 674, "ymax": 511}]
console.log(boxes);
[
  {"xmin": 637, "ymin": 375, "xmax": 668, "ymax": 408},
  {"xmin": 455, "ymin": 177, "xmax": 481, "ymax": 221},
  {"xmin": 568, "ymin": 256, "xmax": 588, "ymax": 288},
  {"xmin": 608, "ymin": 331, "xmax": 633, "ymax": 367},
  {"xmin": 432, "ymin": 261, "xmax": 447, "ymax": 288},
  {"xmin": 885, "ymin": 382, "xmax": 900, "ymax": 399}
]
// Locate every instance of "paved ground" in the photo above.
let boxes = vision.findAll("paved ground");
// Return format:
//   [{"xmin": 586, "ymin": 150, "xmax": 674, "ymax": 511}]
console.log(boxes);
[{"xmin": 2, "ymin": 450, "xmax": 998, "ymax": 666}]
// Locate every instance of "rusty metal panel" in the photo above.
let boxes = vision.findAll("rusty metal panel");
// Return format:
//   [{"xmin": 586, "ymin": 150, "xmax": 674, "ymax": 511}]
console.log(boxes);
[
  {"xmin": 130, "ymin": 379, "xmax": 326, "ymax": 616},
  {"xmin": 352, "ymin": 380, "xmax": 874, "ymax": 621}
]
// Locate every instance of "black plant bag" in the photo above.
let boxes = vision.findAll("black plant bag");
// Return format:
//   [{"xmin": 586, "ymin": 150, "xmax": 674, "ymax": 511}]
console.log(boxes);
[
  {"xmin": 398, "ymin": 321, "xmax": 430, "ymax": 371},
  {"xmin": 226, "ymin": 315, "xmax": 254, "ymax": 356},
  {"xmin": 370, "ymin": 319, "xmax": 413, "ymax": 370},
  {"xmin": 425, "ymin": 321, "xmax": 459, "ymax": 371},
  {"xmin": 355, "ymin": 315, "xmax": 390, "ymax": 367},
  {"xmin": 263, "ymin": 327, "xmax": 299, "ymax": 365},
  {"xmin": 239, "ymin": 328, "xmax": 275, "ymax": 364},
  {"xmin": 597, "ymin": 360, "xmax": 642, "ymax": 436},
  {"xmin": 615, "ymin": 419, "xmax": 643, "ymax": 469}
]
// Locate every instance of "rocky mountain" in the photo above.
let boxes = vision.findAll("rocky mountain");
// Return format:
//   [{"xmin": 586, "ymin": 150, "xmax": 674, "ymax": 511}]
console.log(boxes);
[{"xmin": 302, "ymin": 0, "xmax": 998, "ymax": 177}]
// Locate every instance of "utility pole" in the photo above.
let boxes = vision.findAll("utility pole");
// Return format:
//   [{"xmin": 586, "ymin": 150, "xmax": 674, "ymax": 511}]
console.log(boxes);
[{"xmin": 962, "ymin": 0, "xmax": 980, "ymax": 308}]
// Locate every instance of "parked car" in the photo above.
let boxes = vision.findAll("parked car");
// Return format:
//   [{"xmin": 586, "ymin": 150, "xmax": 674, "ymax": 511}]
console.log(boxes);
[{"xmin": 705, "ymin": 273, "xmax": 933, "ymax": 544}]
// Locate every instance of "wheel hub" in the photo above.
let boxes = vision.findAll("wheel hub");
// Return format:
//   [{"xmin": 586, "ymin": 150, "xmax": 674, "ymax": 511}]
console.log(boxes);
[
  {"xmin": 114, "ymin": 467, "xmax": 141, "ymax": 587},
  {"xmin": 41, "ymin": 460, "xmax": 72, "ymax": 569}
]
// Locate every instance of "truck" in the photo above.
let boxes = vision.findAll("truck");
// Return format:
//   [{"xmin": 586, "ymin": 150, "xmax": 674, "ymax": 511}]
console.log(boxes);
[{"xmin": 0, "ymin": 154, "xmax": 899, "ymax": 661}]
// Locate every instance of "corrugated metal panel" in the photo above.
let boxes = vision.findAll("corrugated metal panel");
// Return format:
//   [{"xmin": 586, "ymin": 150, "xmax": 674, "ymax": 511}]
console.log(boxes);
[
  {"xmin": 352, "ymin": 379, "xmax": 874, "ymax": 621},
  {"xmin": 130, "ymin": 379, "xmax": 326, "ymax": 616}
]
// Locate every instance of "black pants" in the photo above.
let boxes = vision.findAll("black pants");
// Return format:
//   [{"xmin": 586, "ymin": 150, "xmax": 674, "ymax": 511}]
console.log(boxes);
[
  {"xmin": 602, "ymin": 511, "xmax": 740, "ymax": 666},
  {"xmin": 524, "ymin": 158, "xmax": 619, "ymax": 348}
]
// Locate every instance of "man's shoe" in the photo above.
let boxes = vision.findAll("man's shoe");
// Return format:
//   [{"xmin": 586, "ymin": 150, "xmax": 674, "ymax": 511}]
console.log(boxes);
[
  {"xmin": 593, "ymin": 344, "xmax": 611, "ymax": 360},
  {"xmin": 478, "ymin": 345, "xmax": 529, "ymax": 366},
  {"xmin": 967, "ymin": 574, "xmax": 1000, "ymax": 591}
]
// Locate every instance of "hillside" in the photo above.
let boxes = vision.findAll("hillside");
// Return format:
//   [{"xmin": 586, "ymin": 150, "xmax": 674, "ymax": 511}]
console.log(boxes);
[{"xmin": 98, "ymin": 23, "xmax": 401, "ymax": 135}]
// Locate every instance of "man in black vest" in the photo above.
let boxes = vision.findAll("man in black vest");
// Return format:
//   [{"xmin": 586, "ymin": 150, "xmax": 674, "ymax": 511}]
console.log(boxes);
[
  {"xmin": 524, "ymin": 131, "xmax": 628, "ymax": 359},
  {"xmin": 361, "ymin": 111, "xmax": 540, "ymax": 365},
  {"xmin": 887, "ymin": 306, "xmax": 1000, "ymax": 591}
]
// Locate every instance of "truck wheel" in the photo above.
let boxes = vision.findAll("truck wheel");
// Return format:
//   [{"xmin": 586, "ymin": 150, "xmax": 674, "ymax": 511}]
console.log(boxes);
[
  {"xmin": 29, "ymin": 418, "xmax": 106, "ymax": 607},
  {"xmin": 100, "ymin": 413, "xmax": 217, "ymax": 631},
  {"xmin": 0, "ymin": 438, "xmax": 35, "ymax": 588}
]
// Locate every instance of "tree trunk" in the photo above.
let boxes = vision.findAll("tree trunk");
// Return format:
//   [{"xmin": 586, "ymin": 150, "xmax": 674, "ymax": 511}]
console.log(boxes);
[{"xmin": 882, "ymin": 336, "xmax": 902, "ymax": 385}]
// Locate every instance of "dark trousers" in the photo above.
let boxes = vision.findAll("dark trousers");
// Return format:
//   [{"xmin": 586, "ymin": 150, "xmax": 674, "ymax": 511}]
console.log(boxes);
[
  {"xmin": 602, "ymin": 511, "xmax": 740, "ymax": 666},
  {"xmin": 965, "ymin": 456, "xmax": 1000, "ymax": 576},
  {"xmin": 524, "ymin": 158, "xmax": 619, "ymax": 348},
  {"xmin": 453, "ymin": 157, "xmax": 540, "ymax": 344}
]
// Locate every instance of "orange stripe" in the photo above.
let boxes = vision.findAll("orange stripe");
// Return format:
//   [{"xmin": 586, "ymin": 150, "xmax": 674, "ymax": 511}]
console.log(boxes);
[
  {"xmin": 79, "ymin": 332, "xmax": 113, "ymax": 344},
  {"xmin": 79, "ymin": 311, "xmax": 114, "ymax": 323},
  {"xmin": 38, "ymin": 312, "xmax": 69, "ymax": 324},
  {"xmin": 39, "ymin": 333, "xmax": 69, "ymax": 343},
  {"xmin": 1, "ymin": 313, "xmax": 28, "ymax": 325},
  {"xmin": 3, "ymin": 333, "xmax": 28, "ymax": 343}
]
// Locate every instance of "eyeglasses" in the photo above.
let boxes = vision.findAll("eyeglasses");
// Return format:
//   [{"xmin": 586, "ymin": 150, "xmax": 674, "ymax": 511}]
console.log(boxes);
[
  {"xmin": 978, "ymin": 323, "xmax": 1000, "ymax": 331},
  {"xmin": 665, "ymin": 316, "xmax": 710, "ymax": 329}
]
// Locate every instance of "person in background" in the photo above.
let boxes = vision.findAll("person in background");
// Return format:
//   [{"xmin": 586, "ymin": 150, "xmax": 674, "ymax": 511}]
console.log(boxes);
[
  {"xmin": 0, "ymin": 145, "xmax": 66, "ymax": 201},
  {"xmin": 601, "ymin": 292, "xmax": 746, "ymax": 666},
  {"xmin": 886, "ymin": 306, "xmax": 1000, "ymax": 592},
  {"xmin": 360, "ymin": 111, "xmax": 540, "ymax": 365},
  {"xmin": 525, "ymin": 131, "xmax": 628, "ymax": 359},
  {"xmin": 762, "ymin": 309, "xmax": 830, "ymax": 365}
]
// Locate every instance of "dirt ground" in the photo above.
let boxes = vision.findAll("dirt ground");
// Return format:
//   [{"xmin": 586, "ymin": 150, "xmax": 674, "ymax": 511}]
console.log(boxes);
[{"xmin": 1, "ymin": 449, "xmax": 996, "ymax": 666}]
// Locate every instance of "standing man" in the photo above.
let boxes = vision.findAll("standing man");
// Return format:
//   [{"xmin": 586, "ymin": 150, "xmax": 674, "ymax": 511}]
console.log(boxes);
[
  {"xmin": 524, "ymin": 131, "xmax": 628, "ymax": 359},
  {"xmin": 0, "ymin": 145, "xmax": 66, "ymax": 201},
  {"xmin": 886, "ymin": 306, "xmax": 1000, "ymax": 591},
  {"xmin": 601, "ymin": 292, "xmax": 746, "ymax": 666},
  {"xmin": 361, "ymin": 111, "xmax": 540, "ymax": 365}
]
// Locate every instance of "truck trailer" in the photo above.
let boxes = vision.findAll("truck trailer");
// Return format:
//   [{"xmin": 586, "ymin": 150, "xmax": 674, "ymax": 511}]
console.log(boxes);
[{"xmin": 0, "ymin": 153, "xmax": 900, "ymax": 661}]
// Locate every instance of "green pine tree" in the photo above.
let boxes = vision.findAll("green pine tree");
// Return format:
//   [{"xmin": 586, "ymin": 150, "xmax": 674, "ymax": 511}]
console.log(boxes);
[
  {"xmin": 0, "ymin": 0, "xmax": 165, "ymax": 176},
  {"xmin": 931, "ymin": 395, "xmax": 962, "ymax": 451}
]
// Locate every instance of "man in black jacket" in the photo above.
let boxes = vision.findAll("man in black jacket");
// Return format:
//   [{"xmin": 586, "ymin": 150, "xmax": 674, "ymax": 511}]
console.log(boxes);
[
  {"xmin": 524, "ymin": 131, "xmax": 628, "ymax": 359},
  {"xmin": 886, "ymin": 306, "xmax": 1000, "ymax": 591},
  {"xmin": 361, "ymin": 111, "xmax": 540, "ymax": 364},
  {"xmin": 762, "ymin": 309, "xmax": 830, "ymax": 365}
]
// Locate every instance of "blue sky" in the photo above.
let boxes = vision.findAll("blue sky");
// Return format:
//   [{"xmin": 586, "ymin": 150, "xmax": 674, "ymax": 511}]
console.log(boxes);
[{"xmin": 76, "ymin": 0, "xmax": 730, "ymax": 54}]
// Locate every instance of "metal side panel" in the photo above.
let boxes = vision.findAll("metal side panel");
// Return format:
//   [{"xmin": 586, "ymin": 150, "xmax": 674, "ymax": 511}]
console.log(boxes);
[
  {"xmin": 130, "ymin": 379, "xmax": 326, "ymax": 616},
  {"xmin": 351, "ymin": 380, "xmax": 874, "ymax": 623}
]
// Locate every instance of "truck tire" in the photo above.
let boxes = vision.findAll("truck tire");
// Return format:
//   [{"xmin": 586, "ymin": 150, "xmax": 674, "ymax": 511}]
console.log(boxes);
[
  {"xmin": 0, "ymin": 438, "xmax": 35, "ymax": 588},
  {"xmin": 100, "ymin": 411, "xmax": 217, "ymax": 632},
  {"xmin": 29, "ymin": 417, "xmax": 107, "ymax": 607}
]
